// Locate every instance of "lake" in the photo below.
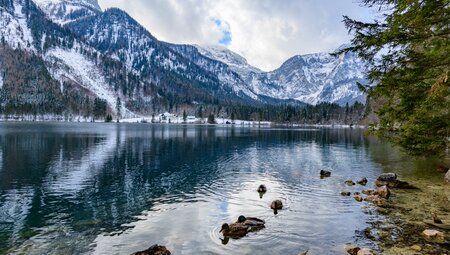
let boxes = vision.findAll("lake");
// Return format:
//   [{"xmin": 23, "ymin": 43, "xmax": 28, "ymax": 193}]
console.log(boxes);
[{"xmin": 0, "ymin": 123, "xmax": 444, "ymax": 254}]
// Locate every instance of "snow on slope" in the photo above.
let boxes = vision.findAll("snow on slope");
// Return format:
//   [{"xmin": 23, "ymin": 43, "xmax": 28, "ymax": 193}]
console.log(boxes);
[
  {"xmin": 44, "ymin": 47, "xmax": 125, "ymax": 114},
  {"xmin": 195, "ymin": 45, "xmax": 262, "ymax": 75},
  {"xmin": 0, "ymin": 0, "xmax": 35, "ymax": 51},
  {"xmin": 32, "ymin": 0, "xmax": 101, "ymax": 25},
  {"xmin": 198, "ymin": 44, "xmax": 367, "ymax": 106}
]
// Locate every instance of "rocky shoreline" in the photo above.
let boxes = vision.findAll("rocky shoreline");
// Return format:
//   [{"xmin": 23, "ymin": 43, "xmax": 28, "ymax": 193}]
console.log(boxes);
[{"xmin": 346, "ymin": 171, "xmax": 450, "ymax": 255}]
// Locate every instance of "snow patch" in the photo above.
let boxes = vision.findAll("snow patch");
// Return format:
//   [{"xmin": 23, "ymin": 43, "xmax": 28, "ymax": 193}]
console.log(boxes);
[{"xmin": 45, "ymin": 47, "xmax": 122, "ymax": 114}]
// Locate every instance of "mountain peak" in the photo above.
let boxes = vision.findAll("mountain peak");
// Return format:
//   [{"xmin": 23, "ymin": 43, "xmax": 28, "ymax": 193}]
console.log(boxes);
[{"xmin": 32, "ymin": 0, "xmax": 101, "ymax": 24}]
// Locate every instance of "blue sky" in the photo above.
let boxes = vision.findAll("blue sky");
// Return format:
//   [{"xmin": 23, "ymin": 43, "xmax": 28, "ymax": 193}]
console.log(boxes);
[
  {"xmin": 98, "ymin": 0, "xmax": 376, "ymax": 71},
  {"xmin": 213, "ymin": 18, "xmax": 232, "ymax": 46}
]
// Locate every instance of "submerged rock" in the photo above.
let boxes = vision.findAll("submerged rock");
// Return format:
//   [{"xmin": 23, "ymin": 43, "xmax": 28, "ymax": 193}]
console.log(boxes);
[
  {"xmin": 131, "ymin": 245, "xmax": 171, "ymax": 255},
  {"xmin": 345, "ymin": 180, "xmax": 356, "ymax": 186},
  {"xmin": 354, "ymin": 195, "xmax": 363, "ymax": 202},
  {"xmin": 357, "ymin": 178, "xmax": 368, "ymax": 185},
  {"xmin": 446, "ymin": 170, "xmax": 450, "ymax": 183},
  {"xmin": 345, "ymin": 244, "xmax": 360, "ymax": 255},
  {"xmin": 357, "ymin": 248, "xmax": 375, "ymax": 255},
  {"xmin": 375, "ymin": 185, "xmax": 391, "ymax": 199},
  {"xmin": 320, "ymin": 170, "xmax": 331, "ymax": 177},
  {"xmin": 341, "ymin": 192, "xmax": 351, "ymax": 196},
  {"xmin": 364, "ymin": 195, "xmax": 387, "ymax": 207},
  {"xmin": 422, "ymin": 229, "xmax": 446, "ymax": 243}
]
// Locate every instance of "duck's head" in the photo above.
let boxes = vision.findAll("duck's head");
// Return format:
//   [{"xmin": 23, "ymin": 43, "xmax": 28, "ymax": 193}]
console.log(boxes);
[
  {"xmin": 220, "ymin": 223, "xmax": 230, "ymax": 233},
  {"xmin": 237, "ymin": 215, "xmax": 247, "ymax": 223},
  {"xmin": 257, "ymin": 185, "xmax": 267, "ymax": 192}
]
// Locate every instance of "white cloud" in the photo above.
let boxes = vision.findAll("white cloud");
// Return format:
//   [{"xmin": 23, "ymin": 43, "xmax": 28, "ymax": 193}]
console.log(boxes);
[{"xmin": 97, "ymin": 0, "xmax": 374, "ymax": 71}]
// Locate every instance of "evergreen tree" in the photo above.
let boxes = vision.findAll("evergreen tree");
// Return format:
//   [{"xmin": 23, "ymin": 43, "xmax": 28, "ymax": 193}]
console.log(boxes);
[
  {"xmin": 116, "ymin": 97, "xmax": 121, "ymax": 121},
  {"xmin": 342, "ymin": 0, "xmax": 450, "ymax": 156},
  {"xmin": 183, "ymin": 109, "xmax": 187, "ymax": 123},
  {"xmin": 207, "ymin": 113, "xmax": 216, "ymax": 124}
]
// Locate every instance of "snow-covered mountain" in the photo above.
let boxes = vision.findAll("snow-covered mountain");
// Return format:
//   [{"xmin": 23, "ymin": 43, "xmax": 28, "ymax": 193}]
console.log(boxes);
[
  {"xmin": 195, "ymin": 45, "xmax": 367, "ymax": 106},
  {"xmin": 0, "ymin": 0, "xmax": 368, "ymax": 121},
  {"xmin": 32, "ymin": 0, "xmax": 100, "ymax": 25}
]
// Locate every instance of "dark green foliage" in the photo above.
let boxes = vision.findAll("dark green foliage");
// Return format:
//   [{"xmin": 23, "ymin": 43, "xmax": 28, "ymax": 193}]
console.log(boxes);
[
  {"xmin": 105, "ymin": 114, "xmax": 113, "ymax": 122},
  {"xmin": 207, "ymin": 113, "xmax": 215, "ymax": 124},
  {"xmin": 341, "ymin": 0, "xmax": 450, "ymax": 156}
]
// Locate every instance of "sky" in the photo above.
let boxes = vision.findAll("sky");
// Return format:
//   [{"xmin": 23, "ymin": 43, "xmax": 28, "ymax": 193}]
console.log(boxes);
[{"xmin": 97, "ymin": 0, "xmax": 375, "ymax": 71}]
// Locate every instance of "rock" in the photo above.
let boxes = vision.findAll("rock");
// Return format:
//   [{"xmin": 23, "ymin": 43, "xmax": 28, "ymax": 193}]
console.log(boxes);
[
  {"xmin": 422, "ymin": 229, "xmax": 445, "ymax": 243},
  {"xmin": 298, "ymin": 249, "xmax": 309, "ymax": 255},
  {"xmin": 375, "ymin": 179, "xmax": 417, "ymax": 189},
  {"xmin": 362, "ymin": 189, "xmax": 376, "ymax": 195},
  {"xmin": 446, "ymin": 170, "xmax": 450, "ymax": 183},
  {"xmin": 377, "ymin": 173, "xmax": 397, "ymax": 182},
  {"xmin": 410, "ymin": 245, "xmax": 421, "ymax": 251},
  {"xmin": 357, "ymin": 178, "xmax": 368, "ymax": 185},
  {"xmin": 271, "ymin": 200, "xmax": 283, "ymax": 210},
  {"xmin": 320, "ymin": 170, "xmax": 331, "ymax": 177},
  {"xmin": 357, "ymin": 248, "xmax": 374, "ymax": 255},
  {"xmin": 437, "ymin": 165, "xmax": 449, "ymax": 172},
  {"xmin": 131, "ymin": 245, "xmax": 171, "ymax": 255},
  {"xmin": 341, "ymin": 192, "xmax": 351, "ymax": 196},
  {"xmin": 375, "ymin": 185, "xmax": 390, "ymax": 199},
  {"xmin": 345, "ymin": 180, "xmax": 355, "ymax": 186},
  {"xmin": 345, "ymin": 244, "xmax": 360, "ymax": 255},
  {"xmin": 353, "ymin": 192, "xmax": 360, "ymax": 196},
  {"xmin": 354, "ymin": 195, "xmax": 363, "ymax": 202},
  {"xmin": 364, "ymin": 195, "xmax": 387, "ymax": 207}
]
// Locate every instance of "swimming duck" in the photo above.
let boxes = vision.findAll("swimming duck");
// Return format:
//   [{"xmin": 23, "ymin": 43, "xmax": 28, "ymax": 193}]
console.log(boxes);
[
  {"xmin": 257, "ymin": 184, "xmax": 267, "ymax": 193},
  {"xmin": 219, "ymin": 223, "xmax": 250, "ymax": 238},
  {"xmin": 271, "ymin": 200, "xmax": 283, "ymax": 210},
  {"xmin": 220, "ymin": 216, "xmax": 266, "ymax": 238},
  {"xmin": 271, "ymin": 200, "xmax": 283, "ymax": 215},
  {"xmin": 236, "ymin": 215, "xmax": 265, "ymax": 230}
]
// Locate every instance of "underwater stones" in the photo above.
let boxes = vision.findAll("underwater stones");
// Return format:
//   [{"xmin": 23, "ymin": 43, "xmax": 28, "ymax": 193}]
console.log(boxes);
[
  {"xmin": 364, "ymin": 195, "xmax": 387, "ymax": 207},
  {"xmin": 357, "ymin": 178, "xmax": 368, "ymax": 185},
  {"xmin": 356, "ymin": 248, "xmax": 375, "ymax": 255},
  {"xmin": 345, "ymin": 180, "xmax": 356, "ymax": 186},
  {"xmin": 422, "ymin": 229, "xmax": 446, "ymax": 243},
  {"xmin": 320, "ymin": 170, "xmax": 331, "ymax": 177},
  {"xmin": 354, "ymin": 195, "xmax": 363, "ymax": 202},
  {"xmin": 130, "ymin": 245, "xmax": 171, "ymax": 255},
  {"xmin": 345, "ymin": 244, "xmax": 360, "ymax": 255},
  {"xmin": 341, "ymin": 192, "xmax": 351, "ymax": 196},
  {"xmin": 375, "ymin": 185, "xmax": 391, "ymax": 199},
  {"xmin": 410, "ymin": 245, "xmax": 422, "ymax": 251}
]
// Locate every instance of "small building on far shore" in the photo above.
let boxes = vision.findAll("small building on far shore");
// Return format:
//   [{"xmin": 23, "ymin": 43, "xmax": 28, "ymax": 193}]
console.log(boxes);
[
  {"xmin": 158, "ymin": 112, "xmax": 177, "ymax": 123},
  {"xmin": 186, "ymin": 115, "xmax": 196, "ymax": 123}
]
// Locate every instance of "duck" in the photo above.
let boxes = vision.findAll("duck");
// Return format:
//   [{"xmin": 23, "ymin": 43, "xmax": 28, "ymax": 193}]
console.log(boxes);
[
  {"xmin": 236, "ymin": 215, "xmax": 265, "ymax": 230},
  {"xmin": 271, "ymin": 200, "xmax": 283, "ymax": 215},
  {"xmin": 220, "ymin": 216, "xmax": 266, "ymax": 238},
  {"xmin": 257, "ymin": 184, "xmax": 267, "ymax": 193},
  {"xmin": 219, "ymin": 223, "xmax": 250, "ymax": 238},
  {"xmin": 271, "ymin": 200, "xmax": 283, "ymax": 210}
]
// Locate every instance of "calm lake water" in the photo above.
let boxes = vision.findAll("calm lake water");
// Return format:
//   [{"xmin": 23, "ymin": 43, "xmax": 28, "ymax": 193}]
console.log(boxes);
[{"xmin": 0, "ymin": 123, "xmax": 443, "ymax": 255}]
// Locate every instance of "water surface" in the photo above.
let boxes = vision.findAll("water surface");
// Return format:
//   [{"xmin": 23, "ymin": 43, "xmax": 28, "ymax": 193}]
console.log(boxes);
[{"xmin": 0, "ymin": 123, "xmax": 442, "ymax": 254}]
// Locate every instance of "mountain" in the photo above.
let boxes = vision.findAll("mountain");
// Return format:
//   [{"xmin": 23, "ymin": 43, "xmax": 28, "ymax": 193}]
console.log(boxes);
[
  {"xmin": 0, "ymin": 0, "xmax": 368, "ymax": 121},
  {"xmin": 195, "ymin": 46, "xmax": 367, "ymax": 106},
  {"xmin": 32, "ymin": 0, "xmax": 101, "ymax": 25}
]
